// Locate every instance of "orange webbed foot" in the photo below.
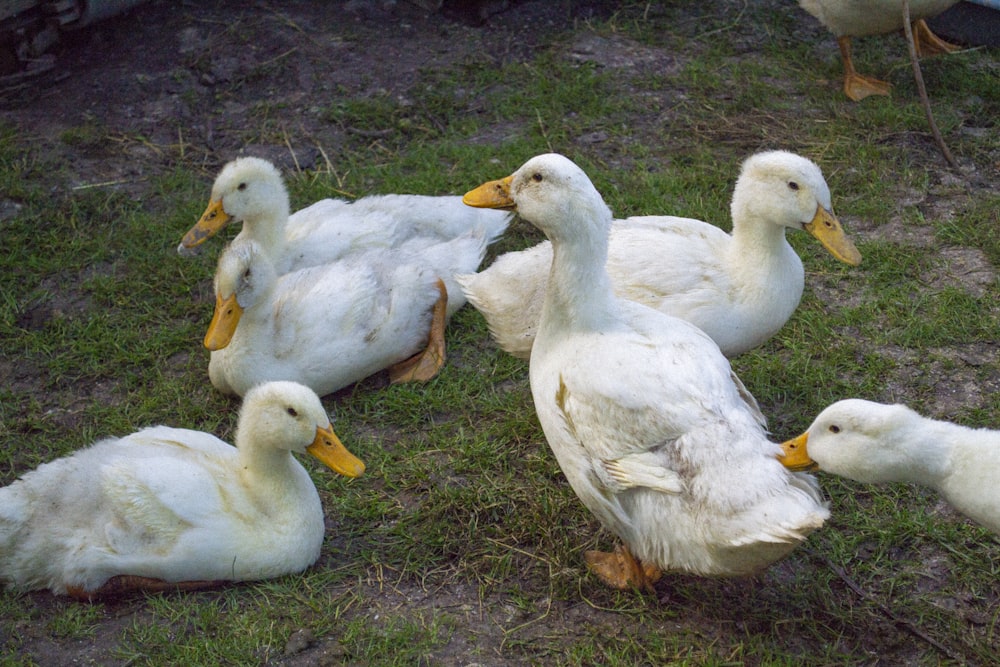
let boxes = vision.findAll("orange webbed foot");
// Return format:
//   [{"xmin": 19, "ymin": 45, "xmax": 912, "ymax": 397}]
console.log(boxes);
[{"xmin": 584, "ymin": 543, "xmax": 662, "ymax": 593}]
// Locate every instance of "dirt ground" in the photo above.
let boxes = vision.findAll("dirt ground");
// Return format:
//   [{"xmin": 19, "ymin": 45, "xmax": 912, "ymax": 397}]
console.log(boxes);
[
  {"xmin": 2, "ymin": 0, "xmax": 999, "ymax": 665},
  {"xmin": 0, "ymin": 0, "xmax": 564, "ymax": 188}
]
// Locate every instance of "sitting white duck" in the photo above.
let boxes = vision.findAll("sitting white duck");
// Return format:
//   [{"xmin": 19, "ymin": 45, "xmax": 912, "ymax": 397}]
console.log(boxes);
[
  {"xmin": 457, "ymin": 150, "xmax": 861, "ymax": 360},
  {"xmin": 203, "ymin": 227, "xmax": 493, "ymax": 397},
  {"xmin": 797, "ymin": 0, "xmax": 960, "ymax": 100},
  {"xmin": 780, "ymin": 398, "xmax": 1000, "ymax": 535},
  {"xmin": 0, "ymin": 381, "xmax": 365, "ymax": 599},
  {"xmin": 463, "ymin": 153, "xmax": 829, "ymax": 590},
  {"xmin": 178, "ymin": 156, "xmax": 512, "ymax": 274}
]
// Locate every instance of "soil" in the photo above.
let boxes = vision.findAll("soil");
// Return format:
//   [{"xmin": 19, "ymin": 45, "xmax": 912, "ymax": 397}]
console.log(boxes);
[{"xmin": 1, "ymin": 0, "xmax": 999, "ymax": 665}]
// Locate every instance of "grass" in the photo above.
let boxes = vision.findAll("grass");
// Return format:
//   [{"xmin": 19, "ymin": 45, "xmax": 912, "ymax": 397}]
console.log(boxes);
[{"xmin": 1, "ymin": 0, "xmax": 1000, "ymax": 664}]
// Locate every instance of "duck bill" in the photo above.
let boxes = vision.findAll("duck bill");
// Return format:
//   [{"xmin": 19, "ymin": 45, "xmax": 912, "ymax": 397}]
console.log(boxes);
[
  {"xmin": 803, "ymin": 207, "xmax": 862, "ymax": 266},
  {"xmin": 180, "ymin": 198, "xmax": 231, "ymax": 249},
  {"xmin": 463, "ymin": 175, "xmax": 516, "ymax": 210},
  {"xmin": 203, "ymin": 292, "xmax": 243, "ymax": 351},
  {"xmin": 307, "ymin": 425, "xmax": 366, "ymax": 478},
  {"xmin": 778, "ymin": 432, "xmax": 818, "ymax": 472}
]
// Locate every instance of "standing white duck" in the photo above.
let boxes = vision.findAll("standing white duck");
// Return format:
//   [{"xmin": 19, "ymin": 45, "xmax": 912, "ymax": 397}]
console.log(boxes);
[
  {"xmin": 463, "ymin": 154, "xmax": 829, "ymax": 590},
  {"xmin": 203, "ymin": 227, "xmax": 493, "ymax": 397},
  {"xmin": 178, "ymin": 156, "xmax": 512, "ymax": 274},
  {"xmin": 0, "ymin": 381, "xmax": 365, "ymax": 599},
  {"xmin": 779, "ymin": 398, "xmax": 1000, "ymax": 535},
  {"xmin": 457, "ymin": 150, "xmax": 861, "ymax": 360},
  {"xmin": 797, "ymin": 0, "xmax": 960, "ymax": 100}
]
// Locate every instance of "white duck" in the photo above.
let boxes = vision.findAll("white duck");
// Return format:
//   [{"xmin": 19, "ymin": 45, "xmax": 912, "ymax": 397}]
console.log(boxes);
[
  {"xmin": 178, "ymin": 156, "xmax": 512, "ymax": 274},
  {"xmin": 463, "ymin": 154, "xmax": 829, "ymax": 590},
  {"xmin": 780, "ymin": 398, "xmax": 1000, "ymax": 535},
  {"xmin": 797, "ymin": 0, "xmax": 960, "ymax": 100},
  {"xmin": 203, "ymin": 226, "xmax": 493, "ymax": 397},
  {"xmin": 0, "ymin": 381, "xmax": 365, "ymax": 599},
  {"xmin": 458, "ymin": 150, "xmax": 861, "ymax": 360}
]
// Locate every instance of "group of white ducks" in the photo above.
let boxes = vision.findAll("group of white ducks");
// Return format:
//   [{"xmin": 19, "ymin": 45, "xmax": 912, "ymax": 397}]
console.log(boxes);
[{"xmin": 3, "ymin": 144, "xmax": 996, "ymax": 598}]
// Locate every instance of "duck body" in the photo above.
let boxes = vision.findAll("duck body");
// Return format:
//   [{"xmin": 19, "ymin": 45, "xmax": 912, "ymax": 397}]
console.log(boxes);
[
  {"xmin": 780, "ymin": 398, "xmax": 1000, "ymax": 535},
  {"xmin": 464, "ymin": 154, "xmax": 829, "ymax": 587},
  {"xmin": 799, "ymin": 0, "xmax": 958, "ymax": 37},
  {"xmin": 530, "ymin": 306, "xmax": 830, "ymax": 576},
  {"xmin": 458, "ymin": 151, "xmax": 861, "ymax": 360},
  {"xmin": 0, "ymin": 381, "xmax": 365, "ymax": 598},
  {"xmin": 205, "ymin": 230, "xmax": 491, "ymax": 397},
  {"xmin": 180, "ymin": 157, "xmax": 512, "ymax": 275}
]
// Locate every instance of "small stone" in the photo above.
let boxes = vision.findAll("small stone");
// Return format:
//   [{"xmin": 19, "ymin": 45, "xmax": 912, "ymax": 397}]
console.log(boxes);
[
  {"xmin": 966, "ymin": 610, "xmax": 991, "ymax": 626},
  {"xmin": 0, "ymin": 199, "xmax": 22, "ymax": 222},
  {"xmin": 284, "ymin": 628, "xmax": 316, "ymax": 656},
  {"xmin": 578, "ymin": 131, "xmax": 609, "ymax": 144}
]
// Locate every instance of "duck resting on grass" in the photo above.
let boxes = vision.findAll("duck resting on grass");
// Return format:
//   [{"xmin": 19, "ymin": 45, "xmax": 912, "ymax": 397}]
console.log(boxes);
[
  {"xmin": 779, "ymin": 398, "xmax": 1000, "ymax": 535},
  {"xmin": 203, "ymin": 226, "xmax": 494, "ymax": 396},
  {"xmin": 797, "ymin": 0, "xmax": 961, "ymax": 100},
  {"xmin": 463, "ymin": 153, "xmax": 829, "ymax": 591},
  {"xmin": 0, "ymin": 381, "xmax": 365, "ymax": 599},
  {"xmin": 178, "ymin": 156, "xmax": 512, "ymax": 274},
  {"xmin": 457, "ymin": 150, "xmax": 861, "ymax": 361}
]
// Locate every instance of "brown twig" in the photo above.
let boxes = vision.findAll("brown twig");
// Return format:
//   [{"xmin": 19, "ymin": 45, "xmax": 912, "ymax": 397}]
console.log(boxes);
[
  {"xmin": 808, "ymin": 547, "xmax": 975, "ymax": 666},
  {"xmin": 901, "ymin": 0, "xmax": 960, "ymax": 170}
]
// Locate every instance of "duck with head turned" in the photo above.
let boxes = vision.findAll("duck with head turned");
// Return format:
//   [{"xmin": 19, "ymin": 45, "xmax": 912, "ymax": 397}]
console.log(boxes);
[
  {"xmin": 178, "ymin": 156, "xmax": 512, "ymax": 275},
  {"xmin": 0, "ymin": 381, "xmax": 365, "ymax": 599},
  {"xmin": 463, "ymin": 153, "xmax": 829, "ymax": 591},
  {"xmin": 457, "ymin": 150, "xmax": 861, "ymax": 361},
  {"xmin": 780, "ymin": 398, "xmax": 1000, "ymax": 535}
]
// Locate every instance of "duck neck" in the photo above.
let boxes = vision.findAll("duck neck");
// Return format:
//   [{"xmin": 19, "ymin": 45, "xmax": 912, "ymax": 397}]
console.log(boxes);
[
  {"xmin": 235, "ymin": 426, "xmax": 300, "ymax": 492},
  {"xmin": 229, "ymin": 270, "xmax": 278, "ymax": 351},
  {"xmin": 540, "ymin": 223, "xmax": 618, "ymax": 336},
  {"xmin": 244, "ymin": 200, "xmax": 290, "ymax": 259},
  {"xmin": 728, "ymin": 207, "xmax": 795, "ymax": 280},
  {"xmin": 882, "ymin": 419, "xmax": 955, "ymax": 489}
]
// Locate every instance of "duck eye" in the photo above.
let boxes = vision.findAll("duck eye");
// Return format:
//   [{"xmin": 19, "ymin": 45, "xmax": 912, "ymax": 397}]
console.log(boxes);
[
  {"xmin": 531, "ymin": 173, "xmax": 543, "ymax": 182},
  {"xmin": 788, "ymin": 181, "xmax": 799, "ymax": 191},
  {"xmin": 238, "ymin": 182, "xmax": 248, "ymax": 191},
  {"xmin": 828, "ymin": 424, "xmax": 841, "ymax": 434},
  {"xmin": 286, "ymin": 407, "xmax": 298, "ymax": 417}
]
